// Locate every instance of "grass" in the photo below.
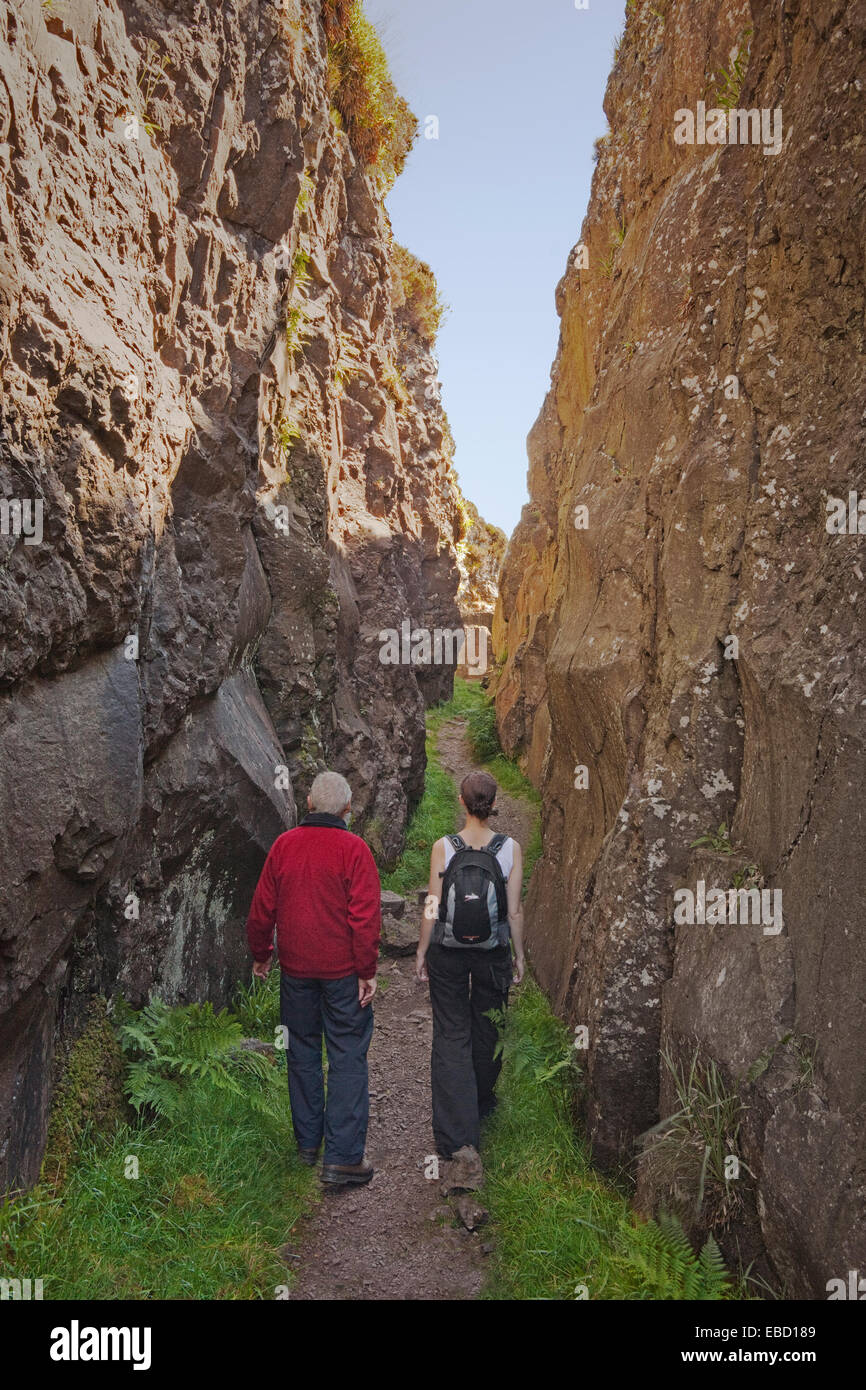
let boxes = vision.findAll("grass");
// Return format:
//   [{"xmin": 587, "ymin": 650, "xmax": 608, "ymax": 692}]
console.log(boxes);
[
  {"xmin": 381, "ymin": 679, "xmax": 541, "ymax": 898},
  {"xmin": 638, "ymin": 1048, "xmax": 747, "ymax": 1233},
  {"xmin": 323, "ymin": 0, "xmax": 416, "ymax": 193},
  {"xmin": 381, "ymin": 359, "xmax": 410, "ymax": 408},
  {"xmin": 134, "ymin": 37, "xmax": 169, "ymax": 137},
  {"xmin": 380, "ymin": 707, "xmax": 459, "ymax": 898},
  {"xmin": 480, "ymin": 983, "xmax": 736, "ymax": 1300},
  {"xmin": 0, "ymin": 974, "xmax": 316, "ymax": 1300},
  {"xmin": 391, "ymin": 243, "xmax": 449, "ymax": 345}
]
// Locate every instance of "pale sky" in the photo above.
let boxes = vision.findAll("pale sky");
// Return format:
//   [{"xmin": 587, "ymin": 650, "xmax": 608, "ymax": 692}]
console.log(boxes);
[{"xmin": 365, "ymin": 0, "xmax": 626, "ymax": 534}]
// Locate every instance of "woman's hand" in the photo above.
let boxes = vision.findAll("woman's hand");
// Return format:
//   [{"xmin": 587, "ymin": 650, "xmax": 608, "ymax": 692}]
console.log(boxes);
[
  {"xmin": 512, "ymin": 953, "xmax": 525, "ymax": 985},
  {"xmin": 415, "ymin": 949, "xmax": 429, "ymax": 983}
]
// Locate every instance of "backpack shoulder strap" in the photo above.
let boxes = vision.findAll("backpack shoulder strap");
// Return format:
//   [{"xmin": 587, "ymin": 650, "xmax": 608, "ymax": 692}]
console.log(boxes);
[
  {"xmin": 449, "ymin": 834, "xmax": 466, "ymax": 851},
  {"xmin": 485, "ymin": 833, "xmax": 508, "ymax": 856}
]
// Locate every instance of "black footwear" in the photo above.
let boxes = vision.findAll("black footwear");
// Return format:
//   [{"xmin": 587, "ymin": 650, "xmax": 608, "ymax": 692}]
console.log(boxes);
[
  {"xmin": 297, "ymin": 1147, "xmax": 320, "ymax": 1166},
  {"xmin": 320, "ymin": 1158, "xmax": 374, "ymax": 1186}
]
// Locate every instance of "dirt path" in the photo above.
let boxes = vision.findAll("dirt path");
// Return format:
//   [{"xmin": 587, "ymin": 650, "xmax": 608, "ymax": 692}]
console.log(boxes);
[
  {"xmin": 436, "ymin": 719, "xmax": 537, "ymax": 855},
  {"xmin": 289, "ymin": 717, "xmax": 533, "ymax": 1300}
]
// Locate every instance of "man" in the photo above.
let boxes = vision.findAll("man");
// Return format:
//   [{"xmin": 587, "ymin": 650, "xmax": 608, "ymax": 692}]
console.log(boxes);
[{"xmin": 246, "ymin": 770, "xmax": 381, "ymax": 1186}]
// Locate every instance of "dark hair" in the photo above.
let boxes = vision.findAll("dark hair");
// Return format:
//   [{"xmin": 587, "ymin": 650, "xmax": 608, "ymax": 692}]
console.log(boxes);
[{"xmin": 460, "ymin": 771, "xmax": 498, "ymax": 820}]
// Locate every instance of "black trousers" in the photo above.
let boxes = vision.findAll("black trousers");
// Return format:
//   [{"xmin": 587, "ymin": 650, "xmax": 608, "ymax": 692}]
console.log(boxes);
[{"xmin": 426, "ymin": 941, "xmax": 512, "ymax": 1158}]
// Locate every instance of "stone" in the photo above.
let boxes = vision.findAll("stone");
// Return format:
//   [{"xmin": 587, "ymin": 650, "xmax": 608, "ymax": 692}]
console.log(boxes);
[
  {"xmin": 455, "ymin": 1195, "xmax": 489, "ymax": 1231},
  {"xmin": 440, "ymin": 1145, "xmax": 484, "ymax": 1195},
  {"xmin": 380, "ymin": 891, "xmax": 406, "ymax": 919},
  {"xmin": 380, "ymin": 915, "xmax": 418, "ymax": 958}
]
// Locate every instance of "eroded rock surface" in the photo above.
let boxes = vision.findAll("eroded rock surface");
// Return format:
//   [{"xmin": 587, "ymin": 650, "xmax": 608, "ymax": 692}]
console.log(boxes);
[
  {"xmin": 493, "ymin": 0, "xmax": 865, "ymax": 1295},
  {"xmin": 0, "ymin": 0, "xmax": 474, "ymax": 1188}
]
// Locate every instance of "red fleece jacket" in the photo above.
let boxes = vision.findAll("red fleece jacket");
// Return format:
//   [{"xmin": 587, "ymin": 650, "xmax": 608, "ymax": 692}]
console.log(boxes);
[{"xmin": 246, "ymin": 819, "xmax": 381, "ymax": 980}]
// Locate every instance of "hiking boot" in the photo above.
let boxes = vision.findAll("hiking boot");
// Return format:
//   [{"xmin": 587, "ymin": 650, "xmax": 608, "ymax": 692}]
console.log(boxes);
[
  {"xmin": 320, "ymin": 1158, "xmax": 374, "ymax": 1187},
  {"xmin": 297, "ymin": 1147, "xmax": 320, "ymax": 1167}
]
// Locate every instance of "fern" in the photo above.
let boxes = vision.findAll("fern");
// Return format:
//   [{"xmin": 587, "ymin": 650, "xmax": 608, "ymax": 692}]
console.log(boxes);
[
  {"xmin": 334, "ymin": 331, "xmax": 363, "ymax": 394},
  {"xmin": 621, "ymin": 1213, "xmax": 732, "ymax": 1300},
  {"xmin": 487, "ymin": 1004, "xmax": 577, "ymax": 1089},
  {"xmin": 119, "ymin": 999, "xmax": 285, "ymax": 1122}
]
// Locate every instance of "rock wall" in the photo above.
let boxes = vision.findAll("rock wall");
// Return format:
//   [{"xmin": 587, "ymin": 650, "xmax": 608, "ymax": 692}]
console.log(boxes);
[
  {"xmin": 456, "ymin": 498, "xmax": 506, "ymax": 631},
  {"xmin": 494, "ymin": 0, "xmax": 865, "ymax": 1296},
  {"xmin": 0, "ymin": 0, "xmax": 467, "ymax": 1188}
]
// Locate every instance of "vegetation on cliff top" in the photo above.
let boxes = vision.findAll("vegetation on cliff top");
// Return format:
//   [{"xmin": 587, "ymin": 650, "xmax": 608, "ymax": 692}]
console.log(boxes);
[
  {"xmin": 391, "ymin": 243, "xmax": 450, "ymax": 346},
  {"xmin": 322, "ymin": 0, "xmax": 416, "ymax": 193}
]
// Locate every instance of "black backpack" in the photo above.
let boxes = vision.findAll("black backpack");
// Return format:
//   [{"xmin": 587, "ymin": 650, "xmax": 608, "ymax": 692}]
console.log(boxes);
[{"xmin": 437, "ymin": 834, "xmax": 509, "ymax": 948}]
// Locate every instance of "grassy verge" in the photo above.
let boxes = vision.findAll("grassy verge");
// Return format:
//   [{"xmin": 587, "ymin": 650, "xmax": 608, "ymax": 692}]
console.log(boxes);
[
  {"xmin": 0, "ymin": 972, "xmax": 316, "ymax": 1300},
  {"xmin": 480, "ymin": 981, "xmax": 739, "ymax": 1301}
]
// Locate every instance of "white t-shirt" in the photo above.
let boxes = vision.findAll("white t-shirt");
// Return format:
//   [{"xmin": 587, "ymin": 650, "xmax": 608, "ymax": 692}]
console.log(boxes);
[{"xmin": 440, "ymin": 834, "xmax": 514, "ymax": 882}]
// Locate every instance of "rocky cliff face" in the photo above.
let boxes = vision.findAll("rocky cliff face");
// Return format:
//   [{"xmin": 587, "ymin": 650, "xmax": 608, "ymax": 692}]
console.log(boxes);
[
  {"xmin": 494, "ymin": 0, "xmax": 865, "ymax": 1295},
  {"xmin": 0, "ymin": 0, "xmax": 466, "ymax": 1188},
  {"xmin": 456, "ymin": 498, "xmax": 506, "ymax": 631}
]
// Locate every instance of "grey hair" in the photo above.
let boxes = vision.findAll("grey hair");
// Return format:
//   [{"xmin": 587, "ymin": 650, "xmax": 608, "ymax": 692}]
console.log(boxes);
[{"xmin": 309, "ymin": 770, "xmax": 352, "ymax": 816}]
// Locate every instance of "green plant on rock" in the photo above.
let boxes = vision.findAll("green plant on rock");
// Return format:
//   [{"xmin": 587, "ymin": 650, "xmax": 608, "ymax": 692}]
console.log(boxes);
[
  {"xmin": 731, "ymin": 862, "xmax": 760, "ymax": 890},
  {"xmin": 790, "ymin": 1034, "xmax": 817, "ymax": 1090},
  {"xmin": 381, "ymin": 359, "xmax": 409, "ymax": 407},
  {"xmin": 391, "ymin": 243, "xmax": 449, "ymax": 345},
  {"xmin": 296, "ymin": 169, "xmax": 315, "ymax": 216},
  {"xmin": 592, "ymin": 130, "xmax": 612, "ymax": 164},
  {"xmin": 640, "ymin": 1047, "xmax": 746, "ymax": 1232},
  {"xmin": 135, "ymin": 38, "xmax": 170, "ymax": 137},
  {"xmin": 39, "ymin": 998, "xmax": 126, "ymax": 1191},
  {"xmin": 691, "ymin": 822, "xmax": 734, "ymax": 853},
  {"xmin": 286, "ymin": 301, "xmax": 312, "ymax": 362},
  {"xmin": 334, "ymin": 331, "xmax": 363, "ymax": 394},
  {"xmin": 292, "ymin": 247, "xmax": 312, "ymax": 293},
  {"xmin": 712, "ymin": 29, "xmax": 753, "ymax": 110},
  {"xmin": 617, "ymin": 1212, "xmax": 731, "ymax": 1300},
  {"xmin": 119, "ymin": 998, "xmax": 286, "ymax": 1122},
  {"xmin": 277, "ymin": 413, "xmax": 302, "ymax": 463}
]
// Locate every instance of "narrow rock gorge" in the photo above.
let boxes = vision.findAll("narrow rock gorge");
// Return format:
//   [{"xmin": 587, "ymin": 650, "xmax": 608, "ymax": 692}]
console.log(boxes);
[
  {"xmin": 494, "ymin": 0, "xmax": 864, "ymax": 1295},
  {"xmin": 0, "ymin": 0, "xmax": 478, "ymax": 1189}
]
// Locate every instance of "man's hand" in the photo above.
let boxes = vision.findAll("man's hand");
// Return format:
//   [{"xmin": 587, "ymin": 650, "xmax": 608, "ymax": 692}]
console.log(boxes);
[
  {"xmin": 252, "ymin": 956, "xmax": 273, "ymax": 980},
  {"xmin": 358, "ymin": 976, "xmax": 377, "ymax": 1007},
  {"xmin": 512, "ymin": 954, "xmax": 526, "ymax": 985},
  {"xmin": 415, "ymin": 950, "xmax": 428, "ymax": 983}
]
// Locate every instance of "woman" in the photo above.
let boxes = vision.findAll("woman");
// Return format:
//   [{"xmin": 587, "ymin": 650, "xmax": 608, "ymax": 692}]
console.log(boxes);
[{"xmin": 415, "ymin": 770, "xmax": 525, "ymax": 1159}]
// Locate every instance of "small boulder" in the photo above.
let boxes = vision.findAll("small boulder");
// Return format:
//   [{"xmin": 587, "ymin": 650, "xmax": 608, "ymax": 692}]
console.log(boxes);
[
  {"xmin": 380, "ymin": 890, "xmax": 406, "ymax": 919},
  {"xmin": 380, "ymin": 914, "xmax": 418, "ymax": 957},
  {"xmin": 440, "ymin": 1144, "xmax": 484, "ymax": 1195},
  {"xmin": 455, "ymin": 1195, "xmax": 489, "ymax": 1231}
]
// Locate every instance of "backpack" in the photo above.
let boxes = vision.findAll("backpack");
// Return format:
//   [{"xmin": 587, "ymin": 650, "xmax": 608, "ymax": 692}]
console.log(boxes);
[{"xmin": 436, "ymin": 834, "xmax": 509, "ymax": 949}]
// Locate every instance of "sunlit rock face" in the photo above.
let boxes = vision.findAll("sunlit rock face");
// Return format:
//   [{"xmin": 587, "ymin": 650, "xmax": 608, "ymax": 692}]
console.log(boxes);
[
  {"xmin": 493, "ymin": 0, "xmax": 866, "ymax": 1295},
  {"xmin": 0, "ymin": 0, "xmax": 471, "ymax": 1187}
]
